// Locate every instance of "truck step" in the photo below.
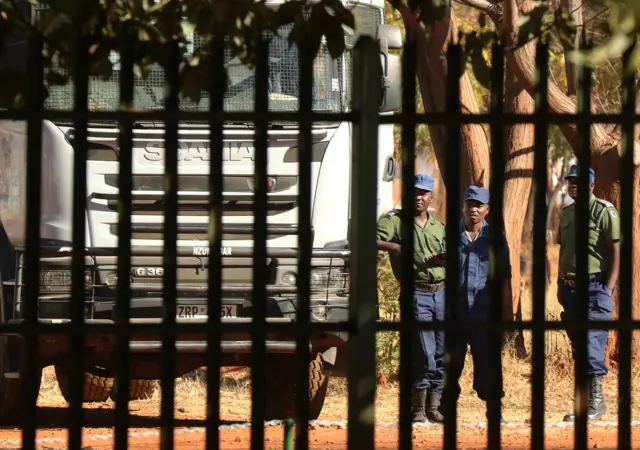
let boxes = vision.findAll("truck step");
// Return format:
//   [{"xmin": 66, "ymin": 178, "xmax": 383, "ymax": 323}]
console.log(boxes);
[
  {"xmin": 4, "ymin": 372, "xmax": 19, "ymax": 379},
  {"xmin": 2, "ymin": 280, "xmax": 15, "ymax": 287}
]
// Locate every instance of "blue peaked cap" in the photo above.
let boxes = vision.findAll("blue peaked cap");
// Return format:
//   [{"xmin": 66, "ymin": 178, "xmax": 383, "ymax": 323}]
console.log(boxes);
[
  {"xmin": 565, "ymin": 165, "xmax": 595, "ymax": 183},
  {"xmin": 414, "ymin": 173, "xmax": 435, "ymax": 192},
  {"xmin": 464, "ymin": 185, "xmax": 490, "ymax": 204}
]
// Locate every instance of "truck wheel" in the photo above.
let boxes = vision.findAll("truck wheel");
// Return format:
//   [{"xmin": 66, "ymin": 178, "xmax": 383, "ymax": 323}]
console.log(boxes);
[
  {"xmin": 0, "ymin": 338, "xmax": 42, "ymax": 425},
  {"xmin": 110, "ymin": 379, "xmax": 158, "ymax": 401},
  {"xmin": 308, "ymin": 353, "xmax": 331, "ymax": 419},
  {"xmin": 54, "ymin": 365, "xmax": 113, "ymax": 403},
  {"xmin": 265, "ymin": 353, "xmax": 331, "ymax": 420}
]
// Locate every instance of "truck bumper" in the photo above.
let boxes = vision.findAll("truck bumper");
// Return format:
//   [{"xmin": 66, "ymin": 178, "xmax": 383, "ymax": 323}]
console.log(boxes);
[{"xmin": 8, "ymin": 295, "xmax": 349, "ymax": 356}]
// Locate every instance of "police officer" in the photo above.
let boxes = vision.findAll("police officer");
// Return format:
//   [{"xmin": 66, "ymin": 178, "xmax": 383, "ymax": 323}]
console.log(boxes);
[
  {"xmin": 376, "ymin": 173, "xmax": 446, "ymax": 423},
  {"xmin": 441, "ymin": 186, "xmax": 510, "ymax": 423},
  {"xmin": 557, "ymin": 165, "xmax": 620, "ymax": 422}
]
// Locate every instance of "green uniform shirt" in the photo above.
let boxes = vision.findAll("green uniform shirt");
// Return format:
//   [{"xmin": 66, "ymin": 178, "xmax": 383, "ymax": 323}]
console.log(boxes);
[
  {"xmin": 558, "ymin": 195, "xmax": 620, "ymax": 277},
  {"xmin": 376, "ymin": 209, "xmax": 446, "ymax": 284}
]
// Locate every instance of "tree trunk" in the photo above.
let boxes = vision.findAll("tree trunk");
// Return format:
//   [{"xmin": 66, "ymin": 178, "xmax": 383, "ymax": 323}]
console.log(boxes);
[
  {"xmin": 502, "ymin": 0, "xmax": 640, "ymax": 361},
  {"xmin": 501, "ymin": 0, "xmax": 536, "ymax": 357},
  {"xmin": 560, "ymin": 0, "xmax": 583, "ymax": 97},
  {"xmin": 388, "ymin": 0, "xmax": 491, "ymax": 196}
]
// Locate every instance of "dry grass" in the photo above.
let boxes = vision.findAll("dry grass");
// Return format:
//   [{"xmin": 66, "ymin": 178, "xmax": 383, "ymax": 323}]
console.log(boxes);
[
  {"xmin": 34, "ymin": 245, "xmax": 640, "ymax": 425},
  {"xmin": 36, "ymin": 351, "xmax": 640, "ymax": 425}
]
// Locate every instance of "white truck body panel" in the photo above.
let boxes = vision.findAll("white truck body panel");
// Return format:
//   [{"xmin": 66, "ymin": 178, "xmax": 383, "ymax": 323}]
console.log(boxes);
[{"xmin": 0, "ymin": 0, "xmax": 395, "ymax": 255}]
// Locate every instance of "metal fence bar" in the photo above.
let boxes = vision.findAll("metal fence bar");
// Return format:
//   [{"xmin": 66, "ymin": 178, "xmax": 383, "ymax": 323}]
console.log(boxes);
[
  {"xmin": 530, "ymin": 40, "xmax": 549, "ymax": 450},
  {"xmin": 250, "ymin": 35, "xmax": 269, "ymax": 450},
  {"xmin": 346, "ymin": 36, "xmax": 379, "ymax": 450},
  {"xmin": 443, "ymin": 43, "xmax": 462, "ymax": 450},
  {"xmin": 295, "ymin": 37, "xmax": 314, "ymax": 450},
  {"xmin": 113, "ymin": 24, "xmax": 135, "ymax": 450},
  {"xmin": 206, "ymin": 38, "xmax": 225, "ymax": 450},
  {"xmin": 617, "ymin": 43, "xmax": 635, "ymax": 450},
  {"xmin": 160, "ymin": 38, "xmax": 180, "ymax": 450},
  {"xmin": 398, "ymin": 34, "xmax": 417, "ymax": 450},
  {"xmin": 488, "ymin": 42, "xmax": 505, "ymax": 449},
  {"xmin": 574, "ymin": 49, "xmax": 593, "ymax": 450},
  {"xmin": 69, "ymin": 34, "xmax": 90, "ymax": 450},
  {"xmin": 21, "ymin": 34, "xmax": 44, "ymax": 450}
]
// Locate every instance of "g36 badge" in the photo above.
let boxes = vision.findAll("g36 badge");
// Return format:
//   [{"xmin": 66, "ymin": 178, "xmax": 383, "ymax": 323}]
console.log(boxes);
[{"xmin": 133, "ymin": 267, "xmax": 164, "ymax": 277}]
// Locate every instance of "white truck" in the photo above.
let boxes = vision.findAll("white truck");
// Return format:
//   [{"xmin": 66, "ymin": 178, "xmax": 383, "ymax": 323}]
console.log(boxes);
[{"xmin": 0, "ymin": 0, "xmax": 401, "ymax": 422}]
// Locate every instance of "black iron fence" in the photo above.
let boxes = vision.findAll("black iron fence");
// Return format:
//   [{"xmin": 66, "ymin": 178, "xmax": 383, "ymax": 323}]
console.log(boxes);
[{"xmin": 0, "ymin": 12, "xmax": 636, "ymax": 450}]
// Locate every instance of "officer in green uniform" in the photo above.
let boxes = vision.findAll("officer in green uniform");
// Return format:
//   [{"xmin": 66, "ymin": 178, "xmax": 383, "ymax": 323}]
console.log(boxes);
[
  {"xmin": 557, "ymin": 165, "xmax": 620, "ymax": 422},
  {"xmin": 376, "ymin": 173, "xmax": 446, "ymax": 423}
]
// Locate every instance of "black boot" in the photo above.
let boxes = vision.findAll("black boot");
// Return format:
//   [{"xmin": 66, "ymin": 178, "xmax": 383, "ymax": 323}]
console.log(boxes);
[
  {"xmin": 426, "ymin": 391, "xmax": 444, "ymax": 423},
  {"xmin": 411, "ymin": 389, "xmax": 428, "ymax": 423},
  {"xmin": 563, "ymin": 376, "xmax": 608, "ymax": 422}
]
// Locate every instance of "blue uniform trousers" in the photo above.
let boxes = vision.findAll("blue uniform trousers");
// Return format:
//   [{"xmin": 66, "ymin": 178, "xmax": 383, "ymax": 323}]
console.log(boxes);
[
  {"xmin": 413, "ymin": 289, "xmax": 445, "ymax": 393},
  {"xmin": 445, "ymin": 296, "xmax": 504, "ymax": 402},
  {"xmin": 558, "ymin": 273, "xmax": 615, "ymax": 376}
]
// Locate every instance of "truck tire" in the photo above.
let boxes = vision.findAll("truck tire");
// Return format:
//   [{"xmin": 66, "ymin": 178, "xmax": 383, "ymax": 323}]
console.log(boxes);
[
  {"xmin": 265, "ymin": 353, "xmax": 331, "ymax": 420},
  {"xmin": 55, "ymin": 366, "xmax": 158, "ymax": 402},
  {"xmin": 0, "ymin": 338, "xmax": 42, "ymax": 425},
  {"xmin": 110, "ymin": 379, "xmax": 157, "ymax": 401},
  {"xmin": 54, "ymin": 365, "xmax": 113, "ymax": 403}
]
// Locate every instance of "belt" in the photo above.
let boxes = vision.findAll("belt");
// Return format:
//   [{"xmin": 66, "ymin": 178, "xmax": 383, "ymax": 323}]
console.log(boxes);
[
  {"xmin": 561, "ymin": 273, "xmax": 602, "ymax": 289},
  {"xmin": 415, "ymin": 281, "xmax": 444, "ymax": 293}
]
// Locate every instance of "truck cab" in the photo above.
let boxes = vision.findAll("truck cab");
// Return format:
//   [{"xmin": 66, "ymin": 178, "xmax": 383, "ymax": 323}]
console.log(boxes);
[{"xmin": 0, "ymin": 0, "xmax": 402, "ymax": 422}]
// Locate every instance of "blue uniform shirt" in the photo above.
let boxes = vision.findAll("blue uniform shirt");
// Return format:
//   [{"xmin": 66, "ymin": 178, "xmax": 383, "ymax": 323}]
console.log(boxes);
[{"xmin": 459, "ymin": 220, "xmax": 512, "ymax": 310}]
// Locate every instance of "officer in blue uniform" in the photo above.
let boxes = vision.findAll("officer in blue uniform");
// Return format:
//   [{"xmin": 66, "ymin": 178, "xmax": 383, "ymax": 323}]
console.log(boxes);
[
  {"xmin": 557, "ymin": 165, "xmax": 620, "ymax": 422},
  {"xmin": 376, "ymin": 174, "xmax": 447, "ymax": 423},
  {"xmin": 442, "ymin": 186, "xmax": 511, "ymax": 423}
]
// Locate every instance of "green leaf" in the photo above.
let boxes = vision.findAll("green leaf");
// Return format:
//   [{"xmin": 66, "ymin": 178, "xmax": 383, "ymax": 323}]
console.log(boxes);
[
  {"xmin": 516, "ymin": 5, "xmax": 549, "ymax": 48},
  {"xmin": 479, "ymin": 13, "xmax": 486, "ymax": 29},
  {"xmin": 324, "ymin": 19, "xmax": 346, "ymax": 59},
  {"xmin": 133, "ymin": 61, "xmax": 152, "ymax": 80},
  {"xmin": 554, "ymin": 7, "xmax": 578, "ymax": 51},
  {"xmin": 181, "ymin": 67, "xmax": 202, "ymax": 104},
  {"xmin": 415, "ymin": 0, "xmax": 448, "ymax": 29},
  {"xmin": 568, "ymin": 32, "xmax": 633, "ymax": 68},
  {"xmin": 276, "ymin": 0, "xmax": 303, "ymax": 27},
  {"xmin": 46, "ymin": 71, "xmax": 69, "ymax": 86},
  {"xmin": 469, "ymin": 49, "xmax": 491, "ymax": 90}
]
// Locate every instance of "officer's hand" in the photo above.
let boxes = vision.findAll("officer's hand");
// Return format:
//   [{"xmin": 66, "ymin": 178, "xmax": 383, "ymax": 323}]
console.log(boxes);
[
  {"xmin": 389, "ymin": 243, "xmax": 401, "ymax": 255},
  {"xmin": 431, "ymin": 253, "xmax": 446, "ymax": 265}
]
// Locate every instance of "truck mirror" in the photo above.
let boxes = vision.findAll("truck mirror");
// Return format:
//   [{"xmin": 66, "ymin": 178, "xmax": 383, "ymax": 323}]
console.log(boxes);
[
  {"xmin": 377, "ymin": 24, "xmax": 403, "ymax": 50},
  {"xmin": 380, "ymin": 53, "xmax": 401, "ymax": 113},
  {"xmin": 378, "ymin": 25, "xmax": 403, "ymax": 113}
]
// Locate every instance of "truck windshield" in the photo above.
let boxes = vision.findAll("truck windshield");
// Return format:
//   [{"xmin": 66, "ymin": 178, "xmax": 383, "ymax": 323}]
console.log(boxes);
[{"xmin": 43, "ymin": 24, "xmax": 342, "ymax": 113}]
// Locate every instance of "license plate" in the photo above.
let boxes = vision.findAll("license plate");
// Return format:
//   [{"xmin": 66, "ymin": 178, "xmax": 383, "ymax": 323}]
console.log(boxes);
[{"xmin": 176, "ymin": 305, "xmax": 238, "ymax": 319}]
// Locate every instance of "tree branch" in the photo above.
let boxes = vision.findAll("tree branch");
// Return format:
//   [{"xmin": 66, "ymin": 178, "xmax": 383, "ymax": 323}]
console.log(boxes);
[
  {"xmin": 502, "ymin": 0, "xmax": 519, "ymax": 46},
  {"xmin": 560, "ymin": 0, "xmax": 583, "ymax": 96},
  {"xmin": 454, "ymin": 0, "xmax": 503, "ymax": 23},
  {"xmin": 498, "ymin": 0, "xmax": 618, "ymax": 157},
  {"xmin": 386, "ymin": 0, "xmax": 491, "ymax": 189}
]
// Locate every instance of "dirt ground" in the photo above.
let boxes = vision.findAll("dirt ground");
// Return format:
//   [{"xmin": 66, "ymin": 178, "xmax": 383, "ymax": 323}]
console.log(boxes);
[
  {"xmin": 0, "ymin": 365, "xmax": 637, "ymax": 449},
  {"xmin": 1, "ymin": 245, "xmax": 636, "ymax": 449}
]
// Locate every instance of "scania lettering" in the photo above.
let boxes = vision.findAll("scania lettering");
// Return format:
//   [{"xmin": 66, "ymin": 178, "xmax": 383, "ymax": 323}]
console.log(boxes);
[
  {"xmin": 0, "ymin": 0, "xmax": 401, "ymax": 423},
  {"xmin": 143, "ymin": 141, "xmax": 257, "ymax": 162}
]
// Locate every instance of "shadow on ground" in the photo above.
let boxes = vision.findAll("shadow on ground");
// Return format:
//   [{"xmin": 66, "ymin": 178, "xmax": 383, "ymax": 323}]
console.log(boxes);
[{"xmin": 0, "ymin": 406, "xmax": 245, "ymax": 430}]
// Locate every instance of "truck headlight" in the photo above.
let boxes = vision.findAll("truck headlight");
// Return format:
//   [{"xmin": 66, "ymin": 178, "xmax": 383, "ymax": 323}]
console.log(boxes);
[
  {"xmin": 40, "ymin": 269, "xmax": 93, "ymax": 293},
  {"xmin": 309, "ymin": 268, "xmax": 349, "ymax": 296}
]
